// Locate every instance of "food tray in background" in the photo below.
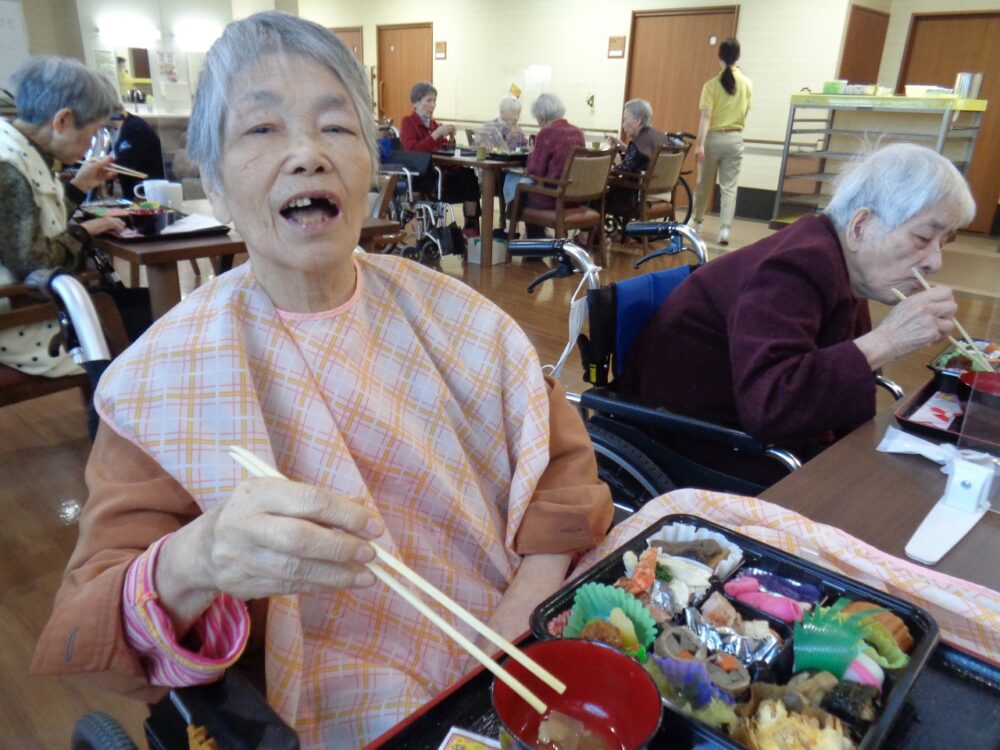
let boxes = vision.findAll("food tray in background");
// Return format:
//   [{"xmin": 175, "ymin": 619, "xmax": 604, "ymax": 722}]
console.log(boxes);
[
  {"xmin": 895, "ymin": 377, "xmax": 1000, "ymax": 455},
  {"xmin": 79, "ymin": 201, "xmax": 232, "ymax": 242},
  {"xmin": 927, "ymin": 338, "xmax": 999, "ymax": 376},
  {"xmin": 529, "ymin": 514, "xmax": 939, "ymax": 750}
]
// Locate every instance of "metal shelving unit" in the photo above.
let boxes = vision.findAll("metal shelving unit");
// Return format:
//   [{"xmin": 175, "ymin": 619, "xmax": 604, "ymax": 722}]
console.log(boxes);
[{"xmin": 770, "ymin": 94, "xmax": 986, "ymax": 228}]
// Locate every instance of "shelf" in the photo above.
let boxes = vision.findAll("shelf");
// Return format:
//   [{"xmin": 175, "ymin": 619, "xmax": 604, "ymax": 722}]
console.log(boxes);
[
  {"xmin": 788, "ymin": 150, "xmax": 855, "ymax": 160},
  {"xmin": 790, "ymin": 127, "xmax": 978, "ymax": 141},
  {"xmin": 781, "ymin": 171, "xmax": 840, "ymax": 182}
]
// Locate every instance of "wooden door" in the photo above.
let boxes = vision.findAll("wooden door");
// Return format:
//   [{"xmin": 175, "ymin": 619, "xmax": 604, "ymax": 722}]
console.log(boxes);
[
  {"xmin": 625, "ymin": 8, "xmax": 738, "ymax": 218},
  {"xmin": 377, "ymin": 23, "xmax": 432, "ymax": 129},
  {"xmin": 838, "ymin": 5, "xmax": 889, "ymax": 83},
  {"xmin": 898, "ymin": 12, "xmax": 1000, "ymax": 233},
  {"xmin": 330, "ymin": 27, "xmax": 363, "ymax": 64},
  {"xmin": 625, "ymin": 8, "xmax": 739, "ymax": 137}
]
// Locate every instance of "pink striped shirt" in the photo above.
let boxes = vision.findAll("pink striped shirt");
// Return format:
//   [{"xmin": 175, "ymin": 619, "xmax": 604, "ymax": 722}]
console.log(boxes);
[{"xmin": 122, "ymin": 534, "xmax": 250, "ymax": 686}]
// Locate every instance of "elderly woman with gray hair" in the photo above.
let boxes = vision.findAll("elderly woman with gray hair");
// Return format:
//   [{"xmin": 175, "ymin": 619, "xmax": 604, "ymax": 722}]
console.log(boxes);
[
  {"xmin": 504, "ymin": 92, "xmax": 585, "ymax": 238},
  {"xmin": 478, "ymin": 95, "xmax": 528, "ymax": 152},
  {"xmin": 621, "ymin": 143, "xmax": 975, "ymax": 483},
  {"xmin": 606, "ymin": 97, "xmax": 672, "ymax": 215},
  {"xmin": 401, "ymin": 80, "xmax": 482, "ymax": 239},
  {"xmin": 0, "ymin": 56, "xmax": 123, "ymax": 375},
  {"xmin": 32, "ymin": 12, "xmax": 613, "ymax": 747}
]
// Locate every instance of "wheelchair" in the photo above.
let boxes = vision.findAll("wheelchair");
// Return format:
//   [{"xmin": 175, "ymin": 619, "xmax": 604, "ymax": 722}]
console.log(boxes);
[
  {"xmin": 380, "ymin": 148, "xmax": 465, "ymax": 264},
  {"xmin": 508, "ymin": 222, "xmax": 902, "ymax": 513}
]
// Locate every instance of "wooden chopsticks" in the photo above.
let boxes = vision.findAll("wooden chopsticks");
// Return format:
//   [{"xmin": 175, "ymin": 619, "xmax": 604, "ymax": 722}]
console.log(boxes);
[
  {"xmin": 82, "ymin": 159, "xmax": 148, "ymax": 179},
  {"xmin": 905, "ymin": 268, "xmax": 994, "ymax": 371},
  {"xmin": 227, "ymin": 446, "xmax": 566, "ymax": 714}
]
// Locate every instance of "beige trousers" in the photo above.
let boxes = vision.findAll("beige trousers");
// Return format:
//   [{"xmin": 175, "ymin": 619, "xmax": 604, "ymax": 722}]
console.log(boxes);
[{"xmin": 693, "ymin": 130, "xmax": 744, "ymax": 229}]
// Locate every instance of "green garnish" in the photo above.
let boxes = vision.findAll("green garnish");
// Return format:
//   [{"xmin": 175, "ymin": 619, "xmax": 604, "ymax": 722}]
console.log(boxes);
[{"xmin": 655, "ymin": 563, "xmax": 672, "ymax": 582}]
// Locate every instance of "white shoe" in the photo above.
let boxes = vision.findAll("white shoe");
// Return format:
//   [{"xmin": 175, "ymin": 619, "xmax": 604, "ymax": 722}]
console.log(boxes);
[
  {"xmin": 690, "ymin": 220, "xmax": 703, "ymax": 234},
  {"xmin": 718, "ymin": 226, "xmax": 730, "ymax": 246}
]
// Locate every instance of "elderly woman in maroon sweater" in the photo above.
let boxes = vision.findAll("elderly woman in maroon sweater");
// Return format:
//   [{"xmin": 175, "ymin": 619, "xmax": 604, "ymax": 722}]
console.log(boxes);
[
  {"xmin": 400, "ymin": 81, "xmax": 481, "ymax": 239},
  {"xmin": 505, "ymin": 93, "xmax": 585, "ymax": 239},
  {"xmin": 619, "ymin": 143, "xmax": 975, "ymax": 482}
]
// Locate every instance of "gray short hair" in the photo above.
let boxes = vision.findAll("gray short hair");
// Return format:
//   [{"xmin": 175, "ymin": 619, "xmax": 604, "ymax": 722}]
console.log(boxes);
[
  {"xmin": 531, "ymin": 93, "xmax": 565, "ymax": 124},
  {"xmin": 825, "ymin": 143, "xmax": 975, "ymax": 231},
  {"xmin": 12, "ymin": 56, "xmax": 119, "ymax": 127},
  {"xmin": 186, "ymin": 12, "xmax": 378, "ymax": 190},
  {"xmin": 498, "ymin": 96, "xmax": 521, "ymax": 117},
  {"xmin": 410, "ymin": 81, "xmax": 437, "ymax": 104},
  {"xmin": 623, "ymin": 98, "xmax": 652, "ymax": 128}
]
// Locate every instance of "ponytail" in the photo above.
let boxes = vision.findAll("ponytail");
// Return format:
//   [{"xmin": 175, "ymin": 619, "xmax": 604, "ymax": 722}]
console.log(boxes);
[
  {"xmin": 720, "ymin": 65, "xmax": 736, "ymax": 96},
  {"xmin": 718, "ymin": 38, "xmax": 741, "ymax": 97}
]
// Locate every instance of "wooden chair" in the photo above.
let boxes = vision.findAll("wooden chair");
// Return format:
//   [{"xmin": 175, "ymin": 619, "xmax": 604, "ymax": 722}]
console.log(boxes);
[
  {"xmin": 0, "ymin": 279, "xmax": 129, "ymax": 408},
  {"xmin": 605, "ymin": 144, "xmax": 685, "ymax": 249},
  {"xmin": 509, "ymin": 148, "xmax": 614, "ymax": 253},
  {"xmin": 367, "ymin": 173, "xmax": 406, "ymax": 252}
]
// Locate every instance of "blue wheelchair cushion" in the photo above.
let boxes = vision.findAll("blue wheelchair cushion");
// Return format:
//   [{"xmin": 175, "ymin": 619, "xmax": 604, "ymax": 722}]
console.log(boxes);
[{"xmin": 613, "ymin": 265, "xmax": 693, "ymax": 377}]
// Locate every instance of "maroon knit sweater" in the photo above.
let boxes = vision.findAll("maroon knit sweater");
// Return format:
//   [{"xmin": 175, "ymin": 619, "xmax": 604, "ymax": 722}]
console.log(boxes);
[{"xmin": 619, "ymin": 213, "xmax": 876, "ymax": 450}]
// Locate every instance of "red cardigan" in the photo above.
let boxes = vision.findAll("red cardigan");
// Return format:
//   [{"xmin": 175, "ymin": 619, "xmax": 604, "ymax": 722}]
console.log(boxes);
[
  {"xmin": 400, "ymin": 111, "xmax": 445, "ymax": 152},
  {"xmin": 524, "ymin": 119, "xmax": 585, "ymax": 209}
]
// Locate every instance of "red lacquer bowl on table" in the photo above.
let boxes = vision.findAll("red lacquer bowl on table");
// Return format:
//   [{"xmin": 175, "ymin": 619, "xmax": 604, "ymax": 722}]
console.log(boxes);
[{"xmin": 492, "ymin": 639, "xmax": 662, "ymax": 750}]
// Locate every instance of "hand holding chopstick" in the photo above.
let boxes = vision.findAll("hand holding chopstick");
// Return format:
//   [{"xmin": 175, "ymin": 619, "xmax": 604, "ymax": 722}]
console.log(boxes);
[
  {"xmin": 82, "ymin": 158, "xmax": 148, "ymax": 179},
  {"xmin": 908, "ymin": 268, "xmax": 993, "ymax": 371},
  {"xmin": 227, "ymin": 446, "xmax": 566, "ymax": 714}
]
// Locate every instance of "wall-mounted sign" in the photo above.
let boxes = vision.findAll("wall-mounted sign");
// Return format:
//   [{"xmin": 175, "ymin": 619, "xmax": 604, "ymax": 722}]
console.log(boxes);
[
  {"xmin": 435, "ymin": 41, "xmax": 446, "ymax": 60},
  {"xmin": 608, "ymin": 36, "xmax": 626, "ymax": 58}
]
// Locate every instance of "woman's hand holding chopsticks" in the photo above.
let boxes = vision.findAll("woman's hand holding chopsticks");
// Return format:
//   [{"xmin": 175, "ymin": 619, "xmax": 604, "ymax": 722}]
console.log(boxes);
[
  {"xmin": 70, "ymin": 155, "xmax": 118, "ymax": 191},
  {"xmin": 855, "ymin": 284, "xmax": 957, "ymax": 370},
  {"xmin": 153, "ymin": 476, "xmax": 385, "ymax": 634}
]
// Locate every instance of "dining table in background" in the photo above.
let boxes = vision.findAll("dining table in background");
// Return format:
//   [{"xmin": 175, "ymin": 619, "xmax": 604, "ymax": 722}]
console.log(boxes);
[
  {"xmin": 760, "ymin": 408, "xmax": 999, "ymax": 591},
  {"xmin": 93, "ymin": 201, "xmax": 399, "ymax": 320},
  {"xmin": 432, "ymin": 152, "xmax": 526, "ymax": 266}
]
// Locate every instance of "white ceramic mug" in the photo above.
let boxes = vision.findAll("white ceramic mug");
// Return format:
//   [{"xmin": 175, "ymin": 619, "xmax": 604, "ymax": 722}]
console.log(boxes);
[{"xmin": 135, "ymin": 179, "xmax": 184, "ymax": 208}]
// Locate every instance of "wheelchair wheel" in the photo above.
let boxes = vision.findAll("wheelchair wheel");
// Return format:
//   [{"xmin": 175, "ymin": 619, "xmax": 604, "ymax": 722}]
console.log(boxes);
[
  {"xmin": 71, "ymin": 712, "xmax": 139, "ymax": 750},
  {"xmin": 401, "ymin": 245, "xmax": 420, "ymax": 261},
  {"xmin": 604, "ymin": 213, "xmax": 621, "ymax": 239},
  {"xmin": 419, "ymin": 237, "xmax": 441, "ymax": 263},
  {"xmin": 588, "ymin": 424, "xmax": 674, "ymax": 516},
  {"xmin": 673, "ymin": 176, "xmax": 693, "ymax": 225}
]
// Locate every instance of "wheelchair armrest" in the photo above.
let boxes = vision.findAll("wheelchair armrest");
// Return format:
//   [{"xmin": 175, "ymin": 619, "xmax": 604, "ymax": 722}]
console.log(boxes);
[
  {"xmin": 875, "ymin": 373, "xmax": 904, "ymax": 401},
  {"xmin": 579, "ymin": 386, "xmax": 800, "ymax": 472},
  {"xmin": 147, "ymin": 670, "xmax": 299, "ymax": 750}
]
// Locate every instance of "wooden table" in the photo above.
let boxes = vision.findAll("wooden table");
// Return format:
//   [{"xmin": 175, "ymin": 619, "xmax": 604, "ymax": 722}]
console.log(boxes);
[
  {"xmin": 760, "ymin": 408, "xmax": 999, "ymax": 590},
  {"xmin": 94, "ymin": 215, "xmax": 400, "ymax": 320},
  {"xmin": 432, "ymin": 153, "xmax": 526, "ymax": 266}
]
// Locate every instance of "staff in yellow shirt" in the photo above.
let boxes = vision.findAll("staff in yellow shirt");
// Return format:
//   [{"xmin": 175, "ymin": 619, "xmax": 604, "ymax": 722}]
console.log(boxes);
[{"xmin": 693, "ymin": 38, "xmax": 752, "ymax": 246}]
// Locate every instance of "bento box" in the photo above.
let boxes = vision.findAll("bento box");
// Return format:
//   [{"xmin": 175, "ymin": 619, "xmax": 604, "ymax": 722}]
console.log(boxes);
[
  {"xmin": 927, "ymin": 338, "xmax": 999, "ymax": 377},
  {"xmin": 895, "ymin": 372, "xmax": 1000, "ymax": 456},
  {"xmin": 529, "ymin": 515, "xmax": 939, "ymax": 750}
]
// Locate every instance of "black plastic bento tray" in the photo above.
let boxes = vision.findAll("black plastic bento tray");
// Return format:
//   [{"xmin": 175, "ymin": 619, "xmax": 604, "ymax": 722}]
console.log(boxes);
[
  {"xmin": 368, "ymin": 515, "xmax": 1000, "ymax": 750},
  {"xmin": 527, "ymin": 514, "xmax": 939, "ymax": 750},
  {"xmin": 370, "ymin": 641, "xmax": 999, "ymax": 749}
]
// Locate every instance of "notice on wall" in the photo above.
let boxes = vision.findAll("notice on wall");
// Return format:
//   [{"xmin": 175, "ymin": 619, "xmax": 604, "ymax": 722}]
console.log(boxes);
[{"xmin": 0, "ymin": 0, "xmax": 29, "ymax": 91}]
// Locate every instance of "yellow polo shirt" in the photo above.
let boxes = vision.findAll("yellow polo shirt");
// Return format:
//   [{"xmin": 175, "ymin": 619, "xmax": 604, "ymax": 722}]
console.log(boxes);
[{"xmin": 699, "ymin": 68, "xmax": 752, "ymax": 131}]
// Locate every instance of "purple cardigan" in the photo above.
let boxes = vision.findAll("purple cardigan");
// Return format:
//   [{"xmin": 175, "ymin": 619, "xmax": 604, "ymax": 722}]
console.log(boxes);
[
  {"xmin": 619, "ymin": 214, "xmax": 876, "ymax": 449},
  {"xmin": 525, "ymin": 119, "xmax": 585, "ymax": 209}
]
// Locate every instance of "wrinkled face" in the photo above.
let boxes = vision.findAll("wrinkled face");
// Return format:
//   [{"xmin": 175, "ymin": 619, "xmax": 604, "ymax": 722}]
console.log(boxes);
[
  {"xmin": 500, "ymin": 109, "xmax": 520, "ymax": 128},
  {"xmin": 52, "ymin": 114, "xmax": 107, "ymax": 164},
  {"xmin": 622, "ymin": 110, "xmax": 642, "ymax": 138},
  {"xmin": 848, "ymin": 199, "xmax": 964, "ymax": 303},
  {"xmin": 414, "ymin": 93, "xmax": 436, "ymax": 119},
  {"xmin": 211, "ymin": 54, "xmax": 371, "ymax": 278}
]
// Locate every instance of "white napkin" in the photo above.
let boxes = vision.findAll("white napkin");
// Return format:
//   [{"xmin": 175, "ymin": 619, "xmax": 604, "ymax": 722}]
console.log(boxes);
[{"xmin": 877, "ymin": 425, "xmax": 996, "ymax": 475}]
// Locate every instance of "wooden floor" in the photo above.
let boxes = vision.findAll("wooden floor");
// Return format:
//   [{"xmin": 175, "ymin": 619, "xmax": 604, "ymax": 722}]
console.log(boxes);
[{"xmin": 1, "ymin": 216, "xmax": 996, "ymax": 748}]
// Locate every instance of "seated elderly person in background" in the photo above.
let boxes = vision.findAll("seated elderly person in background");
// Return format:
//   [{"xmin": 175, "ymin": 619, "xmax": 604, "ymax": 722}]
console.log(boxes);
[
  {"xmin": 400, "ymin": 81, "xmax": 482, "ymax": 240},
  {"xmin": 504, "ymin": 93, "xmax": 585, "ymax": 239},
  {"xmin": 31, "ymin": 13, "xmax": 613, "ymax": 748},
  {"xmin": 477, "ymin": 95, "xmax": 528, "ymax": 152},
  {"xmin": 619, "ymin": 143, "xmax": 974, "ymax": 483},
  {"xmin": 0, "ymin": 56, "xmax": 123, "ymax": 376},
  {"xmin": 606, "ymin": 98, "xmax": 673, "ymax": 216}
]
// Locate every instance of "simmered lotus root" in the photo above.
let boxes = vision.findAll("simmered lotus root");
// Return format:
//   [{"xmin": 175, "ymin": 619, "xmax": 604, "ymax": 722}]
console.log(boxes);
[{"xmin": 842, "ymin": 601, "xmax": 914, "ymax": 653}]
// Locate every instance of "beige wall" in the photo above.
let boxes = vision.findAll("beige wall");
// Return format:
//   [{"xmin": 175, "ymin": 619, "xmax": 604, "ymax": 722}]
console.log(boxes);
[
  {"xmin": 298, "ymin": 0, "xmax": 855, "ymax": 192},
  {"xmin": 21, "ymin": 0, "xmax": 85, "ymax": 59}
]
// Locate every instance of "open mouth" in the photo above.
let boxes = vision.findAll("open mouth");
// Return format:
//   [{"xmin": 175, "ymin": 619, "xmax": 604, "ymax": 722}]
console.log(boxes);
[{"xmin": 279, "ymin": 195, "xmax": 340, "ymax": 226}]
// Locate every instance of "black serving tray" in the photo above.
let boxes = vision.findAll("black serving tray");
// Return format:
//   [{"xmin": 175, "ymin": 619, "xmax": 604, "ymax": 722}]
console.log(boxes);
[
  {"xmin": 527, "ymin": 514, "xmax": 938, "ymax": 750},
  {"xmin": 367, "ymin": 641, "xmax": 999, "ymax": 750}
]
